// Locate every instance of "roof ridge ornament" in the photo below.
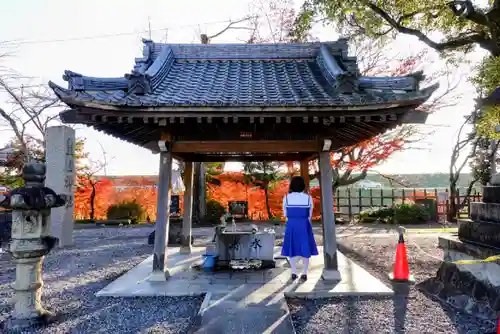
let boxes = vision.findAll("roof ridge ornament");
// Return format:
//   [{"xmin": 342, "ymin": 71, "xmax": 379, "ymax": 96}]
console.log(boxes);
[
  {"xmin": 318, "ymin": 44, "xmax": 359, "ymax": 94},
  {"xmin": 62, "ymin": 70, "xmax": 128, "ymax": 92},
  {"xmin": 125, "ymin": 39, "xmax": 155, "ymax": 95},
  {"xmin": 62, "ymin": 70, "xmax": 85, "ymax": 90}
]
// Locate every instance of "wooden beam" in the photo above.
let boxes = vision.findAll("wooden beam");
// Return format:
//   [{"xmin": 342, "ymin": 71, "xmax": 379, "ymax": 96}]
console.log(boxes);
[
  {"xmin": 176, "ymin": 152, "xmax": 312, "ymax": 162},
  {"xmin": 171, "ymin": 140, "xmax": 319, "ymax": 154}
]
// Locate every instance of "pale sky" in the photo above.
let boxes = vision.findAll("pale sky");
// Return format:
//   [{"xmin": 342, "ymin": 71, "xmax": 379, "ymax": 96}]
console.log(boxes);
[{"xmin": 0, "ymin": 0, "xmax": 482, "ymax": 175}]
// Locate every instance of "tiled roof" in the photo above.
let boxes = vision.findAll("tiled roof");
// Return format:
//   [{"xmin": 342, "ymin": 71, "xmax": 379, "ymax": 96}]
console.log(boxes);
[{"xmin": 49, "ymin": 39, "xmax": 438, "ymax": 109}]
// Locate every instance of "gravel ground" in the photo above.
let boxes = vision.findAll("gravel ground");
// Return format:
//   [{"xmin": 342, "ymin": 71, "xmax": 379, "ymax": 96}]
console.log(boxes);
[
  {"xmin": 287, "ymin": 234, "xmax": 496, "ymax": 334},
  {"xmin": 0, "ymin": 226, "xmax": 203, "ymax": 334}
]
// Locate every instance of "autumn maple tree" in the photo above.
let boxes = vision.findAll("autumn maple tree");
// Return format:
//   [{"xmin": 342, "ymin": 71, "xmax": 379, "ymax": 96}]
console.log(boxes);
[
  {"xmin": 109, "ymin": 176, "xmax": 159, "ymax": 220},
  {"xmin": 285, "ymin": 42, "xmax": 453, "ymax": 191},
  {"xmin": 73, "ymin": 140, "xmax": 112, "ymax": 220},
  {"xmin": 245, "ymin": 1, "xmax": 455, "ymax": 192},
  {"xmin": 242, "ymin": 161, "xmax": 284, "ymax": 219}
]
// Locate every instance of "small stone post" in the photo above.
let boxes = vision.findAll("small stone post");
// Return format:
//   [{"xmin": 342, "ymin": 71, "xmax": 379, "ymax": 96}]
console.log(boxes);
[{"xmin": 0, "ymin": 162, "xmax": 66, "ymax": 331}]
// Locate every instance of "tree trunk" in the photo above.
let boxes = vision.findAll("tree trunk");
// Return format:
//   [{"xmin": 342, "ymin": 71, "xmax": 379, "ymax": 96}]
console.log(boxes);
[
  {"xmin": 192, "ymin": 164, "xmax": 200, "ymax": 224},
  {"xmin": 89, "ymin": 182, "xmax": 96, "ymax": 221},
  {"xmin": 192, "ymin": 162, "xmax": 206, "ymax": 224},
  {"xmin": 447, "ymin": 187, "xmax": 458, "ymax": 223},
  {"xmin": 264, "ymin": 187, "xmax": 273, "ymax": 219},
  {"xmin": 199, "ymin": 163, "xmax": 206, "ymax": 218}
]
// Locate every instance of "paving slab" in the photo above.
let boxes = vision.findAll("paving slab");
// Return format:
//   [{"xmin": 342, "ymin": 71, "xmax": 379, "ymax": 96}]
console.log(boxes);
[
  {"xmin": 96, "ymin": 246, "xmax": 392, "ymax": 333},
  {"xmin": 195, "ymin": 298, "xmax": 294, "ymax": 334},
  {"xmin": 96, "ymin": 247, "xmax": 393, "ymax": 298}
]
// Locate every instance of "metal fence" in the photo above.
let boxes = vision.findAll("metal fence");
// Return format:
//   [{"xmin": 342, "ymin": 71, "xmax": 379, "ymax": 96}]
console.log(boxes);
[{"xmin": 334, "ymin": 187, "xmax": 482, "ymax": 221}]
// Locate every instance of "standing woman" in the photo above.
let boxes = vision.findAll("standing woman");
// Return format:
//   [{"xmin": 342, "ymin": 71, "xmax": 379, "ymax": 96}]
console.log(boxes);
[{"xmin": 281, "ymin": 176, "xmax": 318, "ymax": 281}]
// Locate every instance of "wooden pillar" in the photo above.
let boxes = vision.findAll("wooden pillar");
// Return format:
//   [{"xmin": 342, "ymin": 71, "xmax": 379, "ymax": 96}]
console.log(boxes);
[
  {"xmin": 198, "ymin": 162, "xmax": 206, "ymax": 218},
  {"xmin": 180, "ymin": 161, "xmax": 194, "ymax": 254},
  {"xmin": 150, "ymin": 141, "xmax": 173, "ymax": 281},
  {"xmin": 318, "ymin": 151, "xmax": 341, "ymax": 281},
  {"xmin": 300, "ymin": 160, "xmax": 310, "ymax": 192},
  {"xmin": 192, "ymin": 162, "xmax": 206, "ymax": 223}
]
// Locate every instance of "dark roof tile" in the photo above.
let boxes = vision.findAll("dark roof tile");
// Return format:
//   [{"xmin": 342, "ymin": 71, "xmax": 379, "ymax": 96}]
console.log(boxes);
[{"xmin": 49, "ymin": 40, "xmax": 438, "ymax": 109}]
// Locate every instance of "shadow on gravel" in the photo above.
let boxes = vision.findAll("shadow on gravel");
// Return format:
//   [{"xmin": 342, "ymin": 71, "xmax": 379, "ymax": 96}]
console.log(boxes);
[
  {"xmin": 43, "ymin": 294, "xmax": 204, "ymax": 334},
  {"xmin": 392, "ymin": 282, "xmax": 410, "ymax": 334},
  {"xmin": 40, "ymin": 241, "xmax": 153, "ymax": 285},
  {"xmin": 336, "ymin": 242, "xmax": 494, "ymax": 334},
  {"xmin": 0, "ymin": 229, "xmax": 204, "ymax": 334}
]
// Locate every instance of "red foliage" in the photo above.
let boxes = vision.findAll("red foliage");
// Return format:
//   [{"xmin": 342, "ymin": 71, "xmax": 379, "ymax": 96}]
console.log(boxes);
[
  {"xmin": 74, "ymin": 175, "xmax": 113, "ymax": 219},
  {"xmin": 331, "ymin": 137, "xmax": 404, "ymax": 171},
  {"xmin": 207, "ymin": 172, "xmax": 286, "ymax": 220},
  {"xmin": 207, "ymin": 172, "xmax": 326, "ymax": 220},
  {"xmin": 73, "ymin": 173, "xmax": 332, "ymax": 221}
]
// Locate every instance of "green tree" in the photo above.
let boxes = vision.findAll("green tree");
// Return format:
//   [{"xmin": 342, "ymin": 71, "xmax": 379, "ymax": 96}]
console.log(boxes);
[
  {"xmin": 292, "ymin": 0, "xmax": 500, "ymax": 136},
  {"xmin": 243, "ymin": 161, "xmax": 284, "ymax": 219}
]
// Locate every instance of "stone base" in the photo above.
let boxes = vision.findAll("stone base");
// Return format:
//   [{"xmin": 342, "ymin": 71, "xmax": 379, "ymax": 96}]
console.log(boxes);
[
  {"xmin": 321, "ymin": 269, "xmax": 341, "ymax": 281},
  {"xmin": 458, "ymin": 219, "xmax": 500, "ymax": 249},
  {"xmin": 417, "ymin": 235, "xmax": 500, "ymax": 320},
  {"xmin": 482, "ymin": 186, "xmax": 500, "ymax": 204},
  {"xmin": 2, "ymin": 310, "xmax": 54, "ymax": 332},
  {"xmin": 214, "ymin": 259, "xmax": 276, "ymax": 270},
  {"xmin": 179, "ymin": 245, "xmax": 192, "ymax": 254},
  {"xmin": 148, "ymin": 229, "xmax": 194, "ymax": 246},
  {"xmin": 148, "ymin": 269, "xmax": 171, "ymax": 282},
  {"xmin": 469, "ymin": 202, "xmax": 500, "ymax": 224}
]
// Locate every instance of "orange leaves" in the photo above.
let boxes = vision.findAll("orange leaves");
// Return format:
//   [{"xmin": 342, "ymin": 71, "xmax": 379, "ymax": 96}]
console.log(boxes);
[
  {"xmin": 208, "ymin": 172, "xmax": 290, "ymax": 220},
  {"xmin": 74, "ymin": 176, "xmax": 113, "ymax": 219},
  {"xmin": 111, "ymin": 185, "xmax": 159, "ymax": 220},
  {"xmin": 74, "ymin": 172, "xmax": 340, "ymax": 222}
]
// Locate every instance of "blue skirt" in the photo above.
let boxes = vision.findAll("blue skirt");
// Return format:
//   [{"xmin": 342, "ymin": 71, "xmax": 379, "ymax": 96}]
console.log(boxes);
[{"xmin": 281, "ymin": 216, "xmax": 319, "ymax": 258}]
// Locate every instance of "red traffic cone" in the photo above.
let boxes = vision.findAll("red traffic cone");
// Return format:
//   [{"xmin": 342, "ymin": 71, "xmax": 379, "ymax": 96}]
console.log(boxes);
[{"xmin": 389, "ymin": 228, "xmax": 415, "ymax": 283}]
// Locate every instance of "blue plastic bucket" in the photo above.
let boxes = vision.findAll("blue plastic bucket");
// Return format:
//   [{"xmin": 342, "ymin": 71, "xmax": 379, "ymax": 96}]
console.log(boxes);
[{"xmin": 202, "ymin": 254, "xmax": 216, "ymax": 272}]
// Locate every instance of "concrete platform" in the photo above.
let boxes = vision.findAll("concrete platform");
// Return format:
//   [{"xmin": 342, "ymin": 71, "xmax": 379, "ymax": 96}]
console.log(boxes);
[
  {"xmin": 96, "ymin": 246, "xmax": 393, "ymax": 298},
  {"xmin": 96, "ymin": 247, "xmax": 392, "ymax": 333}
]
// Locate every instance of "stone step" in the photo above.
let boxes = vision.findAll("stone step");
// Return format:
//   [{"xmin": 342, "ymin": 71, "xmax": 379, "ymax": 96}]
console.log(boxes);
[
  {"xmin": 458, "ymin": 219, "xmax": 500, "ymax": 249},
  {"xmin": 470, "ymin": 202, "xmax": 500, "ymax": 224},
  {"xmin": 423, "ymin": 236, "xmax": 500, "ymax": 324},
  {"xmin": 192, "ymin": 293, "xmax": 295, "ymax": 334},
  {"xmin": 482, "ymin": 186, "xmax": 500, "ymax": 204}
]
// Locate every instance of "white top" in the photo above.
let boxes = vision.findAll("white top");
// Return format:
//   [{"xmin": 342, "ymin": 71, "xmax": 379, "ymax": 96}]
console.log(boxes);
[{"xmin": 283, "ymin": 192, "xmax": 314, "ymax": 220}]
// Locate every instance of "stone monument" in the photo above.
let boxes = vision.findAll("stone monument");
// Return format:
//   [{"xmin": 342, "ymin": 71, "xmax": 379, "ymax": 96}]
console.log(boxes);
[
  {"xmin": 45, "ymin": 125, "xmax": 76, "ymax": 247},
  {"xmin": 0, "ymin": 162, "xmax": 66, "ymax": 331},
  {"xmin": 420, "ymin": 176, "xmax": 500, "ymax": 321}
]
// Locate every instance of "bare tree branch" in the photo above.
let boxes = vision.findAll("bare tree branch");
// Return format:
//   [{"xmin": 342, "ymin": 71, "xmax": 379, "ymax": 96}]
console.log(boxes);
[
  {"xmin": 200, "ymin": 16, "xmax": 256, "ymax": 44},
  {"xmin": 0, "ymin": 57, "xmax": 63, "ymax": 165},
  {"xmin": 371, "ymin": 170, "xmax": 411, "ymax": 187}
]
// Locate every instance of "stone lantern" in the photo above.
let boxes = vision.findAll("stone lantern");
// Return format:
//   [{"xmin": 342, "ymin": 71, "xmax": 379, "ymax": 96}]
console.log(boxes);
[{"xmin": 0, "ymin": 162, "xmax": 66, "ymax": 331}]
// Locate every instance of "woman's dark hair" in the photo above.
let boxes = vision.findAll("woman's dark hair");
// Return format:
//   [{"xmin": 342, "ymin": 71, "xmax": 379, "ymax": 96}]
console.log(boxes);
[{"xmin": 289, "ymin": 176, "xmax": 306, "ymax": 193}]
